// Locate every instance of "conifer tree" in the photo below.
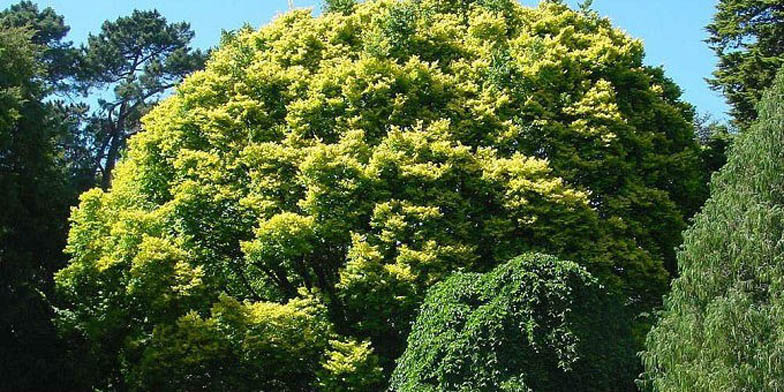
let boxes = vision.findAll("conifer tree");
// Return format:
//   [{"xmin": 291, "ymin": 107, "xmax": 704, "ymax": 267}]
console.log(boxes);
[{"xmin": 643, "ymin": 68, "xmax": 784, "ymax": 391}]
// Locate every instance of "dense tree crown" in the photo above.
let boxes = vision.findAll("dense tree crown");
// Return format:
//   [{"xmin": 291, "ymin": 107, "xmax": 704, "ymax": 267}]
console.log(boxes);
[
  {"xmin": 0, "ymin": 1, "xmax": 80, "ymax": 92},
  {"xmin": 0, "ymin": 24, "xmax": 80, "ymax": 391},
  {"xmin": 642, "ymin": 69, "xmax": 784, "ymax": 391},
  {"xmin": 391, "ymin": 253, "xmax": 638, "ymax": 392},
  {"xmin": 707, "ymin": 0, "xmax": 784, "ymax": 127},
  {"xmin": 56, "ymin": 0, "xmax": 704, "ymax": 389}
]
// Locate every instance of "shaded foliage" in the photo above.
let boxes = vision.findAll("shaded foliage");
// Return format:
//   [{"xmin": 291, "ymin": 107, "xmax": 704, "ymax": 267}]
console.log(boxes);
[
  {"xmin": 0, "ymin": 0, "xmax": 81, "ymax": 93},
  {"xmin": 391, "ymin": 253, "xmax": 638, "ymax": 392},
  {"xmin": 707, "ymin": 0, "xmax": 784, "ymax": 127},
  {"xmin": 0, "ymin": 24, "xmax": 82, "ymax": 392}
]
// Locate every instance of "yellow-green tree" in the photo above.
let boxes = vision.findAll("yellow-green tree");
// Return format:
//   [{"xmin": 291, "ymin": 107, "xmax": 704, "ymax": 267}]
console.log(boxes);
[{"xmin": 56, "ymin": 0, "xmax": 705, "ymax": 388}]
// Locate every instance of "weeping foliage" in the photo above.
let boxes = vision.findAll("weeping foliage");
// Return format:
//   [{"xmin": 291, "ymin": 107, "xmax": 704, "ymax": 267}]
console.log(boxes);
[
  {"xmin": 391, "ymin": 253, "xmax": 638, "ymax": 392},
  {"xmin": 642, "ymin": 69, "xmax": 784, "ymax": 391},
  {"xmin": 56, "ymin": 0, "xmax": 703, "ymax": 388}
]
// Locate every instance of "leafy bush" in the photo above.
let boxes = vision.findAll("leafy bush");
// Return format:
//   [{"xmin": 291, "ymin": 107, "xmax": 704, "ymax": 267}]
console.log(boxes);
[
  {"xmin": 642, "ymin": 69, "xmax": 784, "ymax": 391},
  {"xmin": 391, "ymin": 253, "xmax": 638, "ymax": 392}
]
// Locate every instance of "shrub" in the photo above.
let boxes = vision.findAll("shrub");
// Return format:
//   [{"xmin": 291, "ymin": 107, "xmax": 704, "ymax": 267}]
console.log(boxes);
[{"xmin": 391, "ymin": 253, "xmax": 638, "ymax": 392}]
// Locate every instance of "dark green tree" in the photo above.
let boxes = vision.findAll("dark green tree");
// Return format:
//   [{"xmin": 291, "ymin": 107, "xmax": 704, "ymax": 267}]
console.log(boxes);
[
  {"xmin": 0, "ymin": 1, "xmax": 94, "ymax": 191},
  {"xmin": 0, "ymin": 1, "xmax": 81, "ymax": 93},
  {"xmin": 0, "ymin": 24, "xmax": 82, "ymax": 392},
  {"xmin": 391, "ymin": 253, "xmax": 638, "ymax": 392},
  {"xmin": 707, "ymin": 0, "xmax": 784, "ymax": 127},
  {"xmin": 80, "ymin": 10, "xmax": 207, "ymax": 189},
  {"xmin": 642, "ymin": 68, "xmax": 784, "ymax": 391},
  {"xmin": 694, "ymin": 112, "xmax": 734, "ymax": 178}
]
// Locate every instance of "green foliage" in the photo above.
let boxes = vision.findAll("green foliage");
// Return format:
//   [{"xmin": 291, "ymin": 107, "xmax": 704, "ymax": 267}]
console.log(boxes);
[
  {"xmin": 129, "ymin": 292, "xmax": 382, "ymax": 392},
  {"xmin": 694, "ymin": 113, "xmax": 734, "ymax": 177},
  {"xmin": 57, "ymin": 0, "xmax": 704, "ymax": 388},
  {"xmin": 707, "ymin": 0, "xmax": 784, "ymax": 127},
  {"xmin": 80, "ymin": 9, "xmax": 208, "ymax": 189},
  {"xmin": 0, "ymin": 23, "xmax": 82, "ymax": 391},
  {"xmin": 324, "ymin": 0, "xmax": 357, "ymax": 14},
  {"xmin": 642, "ymin": 68, "xmax": 784, "ymax": 391},
  {"xmin": 391, "ymin": 253, "xmax": 638, "ymax": 392},
  {"xmin": 0, "ymin": 1, "xmax": 81, "ymax": 91}
]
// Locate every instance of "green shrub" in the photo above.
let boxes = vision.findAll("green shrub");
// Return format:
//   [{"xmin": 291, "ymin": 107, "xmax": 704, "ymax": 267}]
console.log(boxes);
[{"xmin": 391, "ymin": 253, "xmax": 638, "ymax": 392}]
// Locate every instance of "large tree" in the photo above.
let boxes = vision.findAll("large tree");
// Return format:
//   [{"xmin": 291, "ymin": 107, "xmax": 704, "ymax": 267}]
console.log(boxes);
[
  {"xmin": 642, "ymin": 68, "xmax": 784, "ymax": 391},
  {"xmin": 80, "ymin": 10, "xmax": 207, "ymax": 189},
  {"xmin": 57, "ymin": 0, "xmax": 705, "ymax": 388},
  {"xmin": 707, "ymin": 0, "xmax": 784, "ymax": 127},
  {"xmin": 0, "ymin": 24, "xmax": 82, "ymax": 392},
  {"xmin": 0, "ymin": 0, "xmax": 80, "ymax": 93}
]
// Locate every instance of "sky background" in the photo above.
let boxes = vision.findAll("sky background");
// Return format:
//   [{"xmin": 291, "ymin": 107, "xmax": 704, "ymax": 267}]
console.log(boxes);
[{"xmin": 5, "ymin": 0, "xmax": 728, "ymax": 121}]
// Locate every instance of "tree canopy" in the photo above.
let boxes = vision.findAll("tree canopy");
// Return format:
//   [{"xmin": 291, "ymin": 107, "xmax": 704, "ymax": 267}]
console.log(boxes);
[
  {"xmin": 642, "ymin": 68, "xmax": 784, "ymax": 391},
  {"xmin": 707, "ymin": 0, "xmax": 784, "ymax": 128},
  {"xmin": 0, "ymin": 23, "xmax": 81, "ymax": 391},
  {"xmin": 56, "ymin": 0, "xmax": 705, "ymax": 389},
  {"xmin": 80, "ymin": 9, "xmax": 208, "ymax": 189},
  {"xmin": 0, "ymin": 1, "xmax": 80, "ymax": 92},
  {"xmin": 391, "ymin": 253, "xmax": 638, "ymax": 392}
]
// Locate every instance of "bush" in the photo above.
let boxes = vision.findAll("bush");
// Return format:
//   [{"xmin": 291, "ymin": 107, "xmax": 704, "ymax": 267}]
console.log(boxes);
[{"xmin": 391, "ymin": 253, "xmax": 638, "ymax": 392}]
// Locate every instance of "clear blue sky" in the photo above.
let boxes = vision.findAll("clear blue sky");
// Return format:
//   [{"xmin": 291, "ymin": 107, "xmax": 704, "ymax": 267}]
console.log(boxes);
[{"xmin": 6, "ymin": 0, "xmax": 728, "ymax": 121}]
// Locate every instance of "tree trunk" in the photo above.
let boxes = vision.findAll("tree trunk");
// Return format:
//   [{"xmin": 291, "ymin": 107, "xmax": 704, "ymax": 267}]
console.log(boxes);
[{"xmin": 100, "ymin": 133, "xmax": 122, "ymax": 190}]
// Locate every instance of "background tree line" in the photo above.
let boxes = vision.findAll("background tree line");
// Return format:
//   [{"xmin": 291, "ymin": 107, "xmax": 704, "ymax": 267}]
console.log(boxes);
[
  {"xmin": 1, "ymin": 0, "xmax": 783, "ymax": 390},
  {"xmin": 0, "ymin": 2, "xmax": 206, "ymax": 389}
]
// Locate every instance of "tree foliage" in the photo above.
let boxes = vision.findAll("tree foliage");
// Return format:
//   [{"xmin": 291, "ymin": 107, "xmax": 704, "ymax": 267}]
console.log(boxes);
[
  {"xmin": 0, "ymin": 23, "xmax": 82, "ymax": 392},
  {"xmin": 80, "ymin": 10, "xmax": 207, "ymax": 189},
  {"xmin": 391, "ymin": 253, "xmax": 637, "ymax": 392},
  {"xmin": 57, "ymin": 0, "xmax": 704, "ymax": 388},
  {"xmin": 707, "ymin": 0, "xmax": 784, "ymax": 127},
  {"xmin": 642, "ymin": 68, "xmax": 784, "ymax": 391},
  {"xmin": 0, "ymin": 0, "xmax": 80, "ymax": 92}
]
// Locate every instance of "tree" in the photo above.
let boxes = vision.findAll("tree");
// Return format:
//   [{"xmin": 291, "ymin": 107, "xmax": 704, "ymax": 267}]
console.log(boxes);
[
  {"xmin": 0, "ymin": 1, "xmax": 93, "ymax": 189},
  {"xmin": 0, "ymin": 24, "xmax": 81, "ymax": 392},
  {"xmin": 80, "ymin": 10, "xmax": 207, "ymax": 189},
  {"xmin": 642, "ymin": 68, "xmax": 784, "ymax": 391},
  {"xmin": 57, "ymin": 0, "xmax": 704, "ymax": 388},
  {"xmin": 694, "ymin": 112, "xmax": 734, "ymax": 177},
  {"xmin": 391, "ymin": 253, "xmax": 638, "ymax": 392},
  {"xmin": 324, "ymin": 0, "xmax": 357, "ymax": 14},
  {"xmin": 707, "ymin": 0, "xmax": 784, "ymax": 127},
  {"xmin": 0, "ymin": 0, "xmax": 81, "ymax": 93}
]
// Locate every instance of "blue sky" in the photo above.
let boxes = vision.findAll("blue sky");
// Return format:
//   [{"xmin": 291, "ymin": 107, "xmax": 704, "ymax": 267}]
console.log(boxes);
[{"xmin": 8, "ymin": 0, "xmax": 728, "ymax": 121}]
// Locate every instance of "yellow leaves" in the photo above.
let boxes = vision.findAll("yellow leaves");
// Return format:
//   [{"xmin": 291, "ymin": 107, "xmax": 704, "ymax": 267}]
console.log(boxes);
[
  {"xmin": 468, "ymin": 8, "xmax": 507, "ymax": 41},
  {"xmin": 321, "ymin": 339, "xmax": 375, "ymax": 374},
  {"xmin": 482, "ymin": 152, "xmax": 589, "ymax": 223},
  {"xmin": 369, "ymin": 119, "xmax": 474, "ymax": 182},
  {"xmin": 563, "ymin": 79, "xmax": 624, "ymax": 142},
  {"xmin": 57, "ymin": 2, "xmax": 699, "ymax": 386},
  {"xmin": 243, "ymin": 212, "xmax": 316, "ymax": 266},
  {"xmin": 128, "ymin": 236, "xmax": 202, "ymax": 294}
]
